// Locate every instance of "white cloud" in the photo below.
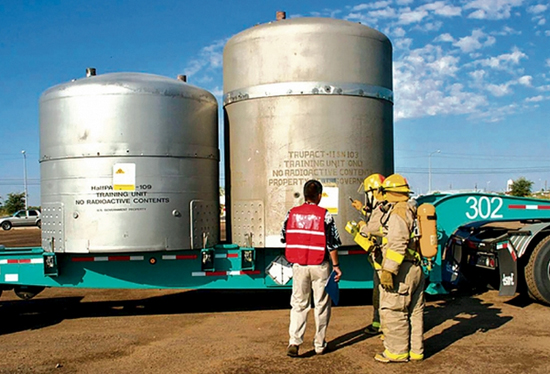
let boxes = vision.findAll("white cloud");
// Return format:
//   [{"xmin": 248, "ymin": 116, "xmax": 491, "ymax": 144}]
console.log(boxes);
[
  {"xmin": 517, "ymin": 75, "xmax": 533, "ymax": 86},
  {"xmin": 392, "ymin": 27, "xmax": 406, "ymax": 37},
  {"xmin": 538, "ymin": 18, "xmax": 546, "ymax": 25},
  {"xmin": 368, "ymin": 7, "xmax": 398, "ymax": 19},
  {"xmin": 435, "ymin": 33, "xmax": 454, "ymax": 42},
  {"xmin": 477, "ymin": 47, "xmax": 527, "ymax": 70},
  {"xmin": 352, "ymin": 1, "xmax": 392, "ymax": 11},
  {"xmin": 464, "ymin": 0, "xmax": 523, "ymax": 20},
  {"xmin": 345, "ymin": 12, "xmax": 363, "ymax": 20},
  {"xmin": 351, "ymin": 4, "xmax": 370, "ymax": 11},
  {"xmin": 492, "ymin": 26, "xmax": 521, "ymax": 35},
  {"xmin": 527, "ymin": 4, "xmax": 548, "ymax": 14},
  {"xmin": 419, "ymin": 1, "xmax": 462, "ymax": 17},
  {"xmin": 427, "ymin": 55, "xmax": 461, "ymax": 76},
  {"xmin": 310, "ymin": 8, "xmax": 342, "ymax": 18},
  {"xmin": 525, "ymin": 95, "xmax": 544, "ymax": 102},
  {"xmin": 398, "ymin": 8, "xmax": 429, "ymax": 24},
  {"xmin": 470, "ymin": 102, "xmax": 520, "ymax": 122},
  {"xmin": 468, "ymin": 9, "xmax": 487, "ymax": 19},
  {"xmin": 394, "ymin": 37, "xmax": 413, "ymax": 50},
  {"xmin": 486, "ymin": 83, "xmax": 512, "ymax": 96},
  {"xmin": 469, "ymin": 69, "xmax": 486, "ymax": 80},
  {"xmin": 453, "ymin": 29, "xmax": 490, "ymax": 53},
  {"xmin": 415, "ymin": 21, "xmax": 443, "ymax": 32},
  {"xmin": 184, "ymin": 39, "xmax": 226, "ymax": 77}
]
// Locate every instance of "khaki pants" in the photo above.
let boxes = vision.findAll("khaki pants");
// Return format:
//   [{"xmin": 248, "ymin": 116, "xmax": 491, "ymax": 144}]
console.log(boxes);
[
  {"xmin": 289, "ymin": 261, "xmax": 331, "ymax": 353},
  {"xmin": 379, "ymin": 261, "xmax": 424, "ymax": 358}
]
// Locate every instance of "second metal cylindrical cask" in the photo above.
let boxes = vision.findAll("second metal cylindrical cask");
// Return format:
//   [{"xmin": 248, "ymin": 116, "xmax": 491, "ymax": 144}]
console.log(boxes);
[{"xmin": 224, "ymin": 17, "xmax": 394, "ymax": 247}]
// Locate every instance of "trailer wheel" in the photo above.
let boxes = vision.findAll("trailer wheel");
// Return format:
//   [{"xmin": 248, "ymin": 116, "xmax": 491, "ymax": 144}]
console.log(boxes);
[
  {"xmin": 14, "ymin": 286, "xmax": 45, "ymax": 300},
  {"xmin": 1, "ymin": 221, "xmax": 12, "ymax": 230},
  {"xmin": 525, "ymin": 235, "xmax": 550, "ymax": 305}
]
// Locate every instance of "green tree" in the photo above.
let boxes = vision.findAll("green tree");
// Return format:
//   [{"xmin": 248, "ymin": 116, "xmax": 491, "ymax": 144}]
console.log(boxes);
[
  {"xmin": 510, "ymin": 177, "xmax": 534, "ymax": 197},
  {"xmin": 3, "ymin": 192, "xmax": 26, "ymax": 215}
]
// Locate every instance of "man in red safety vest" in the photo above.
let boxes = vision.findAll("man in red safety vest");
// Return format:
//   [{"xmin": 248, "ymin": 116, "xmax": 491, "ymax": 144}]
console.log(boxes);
[{"xmin": 281, "ymin": 179, "xmax": 342, "ymax": 357}]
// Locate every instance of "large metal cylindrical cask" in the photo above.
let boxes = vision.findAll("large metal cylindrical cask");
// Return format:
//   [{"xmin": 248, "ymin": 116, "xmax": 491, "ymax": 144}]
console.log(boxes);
[
  {"xmin": 40, "ymin": 72, "xmax": 219, "ymax": 253},
  {"xmin": 223, "ymin": 17, "xmax": 393, "ymax": 247}
]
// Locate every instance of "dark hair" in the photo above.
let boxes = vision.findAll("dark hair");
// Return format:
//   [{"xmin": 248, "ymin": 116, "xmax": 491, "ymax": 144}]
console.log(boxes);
[{"xmin": 304, "ymin": 180, "xmax": 323, "ymax": 201}]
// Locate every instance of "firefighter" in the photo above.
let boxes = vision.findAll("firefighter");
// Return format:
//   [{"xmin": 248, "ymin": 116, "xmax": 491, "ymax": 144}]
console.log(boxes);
[
  {"xmin": 351, "ymin": 173, "xmax": 388, "ymax": 335},
  {"xmin": 374, "ymin": 173, "xmax": 424, "ymax": 363},
  {"xmin": 281, "ymin": 179, "xmax": 342, "ymax": 357}
]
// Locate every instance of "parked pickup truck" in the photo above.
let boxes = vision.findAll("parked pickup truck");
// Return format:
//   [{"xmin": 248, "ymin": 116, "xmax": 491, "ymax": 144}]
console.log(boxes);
[{"xmin": 0, "ymin": 210, "xmax": 41, "ymax": 230}]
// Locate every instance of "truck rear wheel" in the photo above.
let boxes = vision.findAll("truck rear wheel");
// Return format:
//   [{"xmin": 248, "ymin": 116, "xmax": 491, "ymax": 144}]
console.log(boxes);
[{"xmin": 525, "ymin": 235, "xmax": 550, "ymax": 305}]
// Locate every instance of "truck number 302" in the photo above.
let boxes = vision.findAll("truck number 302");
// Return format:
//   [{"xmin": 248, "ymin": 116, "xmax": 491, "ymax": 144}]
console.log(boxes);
[{"xmin": 465, "ymin": 196, "xmax": 504, "ymax": 220}]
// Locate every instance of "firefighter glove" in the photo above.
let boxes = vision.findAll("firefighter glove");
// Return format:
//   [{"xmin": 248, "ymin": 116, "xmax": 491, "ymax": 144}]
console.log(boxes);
[
  {"xmin": 380, "ymin": 270, "xmax": 394, "ymax": 291},
  {"xmin": 351, "ymin": 199, "xmax": 363, "ymax": 211}
]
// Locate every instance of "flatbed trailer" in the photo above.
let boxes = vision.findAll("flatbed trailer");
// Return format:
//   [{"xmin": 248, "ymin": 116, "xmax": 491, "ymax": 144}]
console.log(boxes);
[
  {"xmin": 0, "ymin": 243, "xmax": 377, "ymax": 299},
  {"xmin": 2, "ymin": 192, "xmax": 549, "ymax": 305}
]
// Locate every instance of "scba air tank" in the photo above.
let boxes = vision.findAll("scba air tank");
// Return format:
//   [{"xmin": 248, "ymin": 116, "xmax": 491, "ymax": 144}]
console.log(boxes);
[
  {"xmin": 40, "ymin": 70, "xmax": 219, "ymax": 253},
  {"xmin": 223, "ymin": 16, "xmax": 394, "ymax": 247}
]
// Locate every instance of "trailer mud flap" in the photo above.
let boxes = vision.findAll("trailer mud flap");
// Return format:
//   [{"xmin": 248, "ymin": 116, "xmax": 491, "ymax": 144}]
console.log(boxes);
[{"xmin": 496, "ymin": 241, "xmax": 517, "ymax": 296}]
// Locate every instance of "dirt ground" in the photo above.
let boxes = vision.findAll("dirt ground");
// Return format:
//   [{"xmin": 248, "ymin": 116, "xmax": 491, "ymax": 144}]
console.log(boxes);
[{"xmin": 1, "ymin": 229, "xmax": 550, "ymax": 374}]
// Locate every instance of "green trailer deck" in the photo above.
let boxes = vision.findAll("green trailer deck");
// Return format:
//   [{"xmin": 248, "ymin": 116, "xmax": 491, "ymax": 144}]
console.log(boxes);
[{"xmin": 2, "ymin": 192, "xmax": 550, "ymax": 303}]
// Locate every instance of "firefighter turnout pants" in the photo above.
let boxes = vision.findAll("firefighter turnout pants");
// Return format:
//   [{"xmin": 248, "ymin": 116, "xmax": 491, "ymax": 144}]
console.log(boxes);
[
  {"xmin": 289, "ymin": 261, "xmax": 331, "ymax": 353},
  {"xmin": 379, "ymin": 261, "xmax": 425, "ymax": 360}
]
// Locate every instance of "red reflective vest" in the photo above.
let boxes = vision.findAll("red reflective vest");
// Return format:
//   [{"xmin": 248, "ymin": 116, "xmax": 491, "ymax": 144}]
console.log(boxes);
[{"xmin": 285, "ymin": 203, "xmax": 327, "ymax": 265}]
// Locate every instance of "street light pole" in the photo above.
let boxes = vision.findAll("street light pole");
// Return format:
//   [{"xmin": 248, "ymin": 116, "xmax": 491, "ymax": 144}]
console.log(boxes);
[
  {"xmin": 22, "ymin": 150, "xmax": 28, "ymax": 210},
  {"xmin": 428, "ymin": 150, "xmax": 440, "ymax": 193}
]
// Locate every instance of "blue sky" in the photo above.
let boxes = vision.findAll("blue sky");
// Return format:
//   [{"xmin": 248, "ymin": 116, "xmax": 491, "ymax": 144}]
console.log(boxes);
[{"xmin": 1, "ymin": 0, "xmax": 549, "ymax": 207}]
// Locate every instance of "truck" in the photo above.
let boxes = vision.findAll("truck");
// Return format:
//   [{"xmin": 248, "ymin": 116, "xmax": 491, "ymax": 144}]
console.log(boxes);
[
  {"xmin": 1, "ymin": 15, "xmax": 548, "ymax": 305},
  {"xmin": 428, "ymin": 192, "xmax": 550, "ymax": 305}
]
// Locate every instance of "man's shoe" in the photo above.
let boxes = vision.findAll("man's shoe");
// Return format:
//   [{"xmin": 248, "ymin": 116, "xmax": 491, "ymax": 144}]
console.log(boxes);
[
  {"xmin": 314, "ymin": 340, "xmax": 328, "ymax": 355},
  {"xmin": 374, "ymin": 351, "xmax": 408, "ymax": 363},
  {"xmin": 364, "ymin": 324, "xmax": 381, "ymax": 335},
  {"xmin": 315, "ymin": 346, "xmax": 329, "ymax": 355},
  {"xmin": 287, "ymin": 345, "xmax": 299, "ymax": 357},
  {"xmin": 409, "ymin": 352, "xmax": 424, "ymax": 361}
]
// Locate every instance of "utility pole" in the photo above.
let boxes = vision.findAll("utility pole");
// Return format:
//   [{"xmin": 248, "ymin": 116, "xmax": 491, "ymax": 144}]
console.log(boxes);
[{"xmin": 22, "ymin": 150, "xmax": 28, "ymax": 210}]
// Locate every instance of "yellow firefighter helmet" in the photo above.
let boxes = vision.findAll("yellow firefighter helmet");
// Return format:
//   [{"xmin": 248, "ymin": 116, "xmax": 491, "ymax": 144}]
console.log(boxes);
[
  {"xmin": 382, "ymin": 173, "xmax": 412, "ymax": 202},
  {"xmin": 363, "ymin": 173, "xmax": 385, "ymax": 201}
]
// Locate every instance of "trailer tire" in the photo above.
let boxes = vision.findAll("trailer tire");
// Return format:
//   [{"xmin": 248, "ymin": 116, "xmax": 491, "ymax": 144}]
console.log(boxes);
[{"xmin": 525, "ymin": 235, "xmax": 550, "ymax": 305}]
